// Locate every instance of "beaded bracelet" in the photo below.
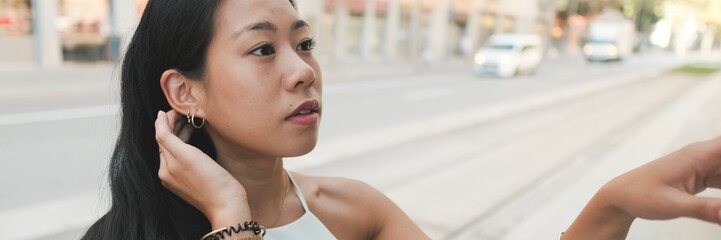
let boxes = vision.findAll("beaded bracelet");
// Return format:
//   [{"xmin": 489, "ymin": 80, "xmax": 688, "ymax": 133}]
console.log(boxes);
[{"xmin": 201, "ymin": 221, "xmax": 266, "ymax": 240}]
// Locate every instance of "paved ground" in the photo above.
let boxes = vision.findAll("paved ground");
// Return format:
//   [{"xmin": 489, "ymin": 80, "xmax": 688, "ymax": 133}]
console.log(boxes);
[
  {"xmin": 467, "ymin": 72, "xmax": 721, "ymax": 240},
  {"xmin": 306, "ymin": 70, "xmax": 721, "ymax": 239},
  {"xmin": 1, "ymin": 52, "xmax": 720, "ymax": 239}
]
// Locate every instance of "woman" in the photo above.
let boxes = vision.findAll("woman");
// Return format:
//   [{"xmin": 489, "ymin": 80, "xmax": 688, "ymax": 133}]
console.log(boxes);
[{"xmin": 83, "ymin": 0, "xmax": 721, "ymax": 239}]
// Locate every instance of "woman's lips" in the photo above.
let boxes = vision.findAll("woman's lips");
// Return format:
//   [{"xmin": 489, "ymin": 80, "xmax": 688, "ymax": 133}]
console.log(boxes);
[
  {"xmin": 286, "ymin": 112, "xmax": 319, "ymax": 125},
  {"xmin": 286, "ymin": 99, "xmax": 320, "ymax": 125}
]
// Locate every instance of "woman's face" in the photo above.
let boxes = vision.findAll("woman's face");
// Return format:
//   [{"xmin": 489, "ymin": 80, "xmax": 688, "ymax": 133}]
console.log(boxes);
[{"xmin": 200, "ymin": 0, "xmax": 322, "ymax": 158}]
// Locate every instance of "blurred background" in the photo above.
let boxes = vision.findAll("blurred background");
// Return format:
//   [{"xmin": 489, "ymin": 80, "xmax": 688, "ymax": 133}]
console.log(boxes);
[{"xmin": 1, "ymin": 0, "xmax": 721, "ymax": 239}]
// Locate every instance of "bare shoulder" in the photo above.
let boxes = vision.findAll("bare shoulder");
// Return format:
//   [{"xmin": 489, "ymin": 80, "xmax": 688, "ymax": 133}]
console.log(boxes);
[
  {"xmin": 291, "ymin": 172, "xmax": 383, "ymax": 203},
  {"xmin": 289, "ymin": 172, "xmax": 385, "ymax": 218},
  {"xmin": 289, "ymin": 172, "xmax": 429, "ymax": 240}
]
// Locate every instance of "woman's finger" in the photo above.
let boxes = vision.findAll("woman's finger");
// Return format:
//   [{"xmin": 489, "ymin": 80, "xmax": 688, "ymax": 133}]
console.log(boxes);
[
  {"xmin": 178, "ymin": 122, "xmax": 194, "ymax": 143},
  {"xmin": 675, "ymin": 193, "xmax": 721, "ymax": 224},
  {"xmin": 173, "ymin": 112, "xmax": 186, "ymax": 136},
  {"xmin": 158, "ymin": 143, "xmax": 169, "ymax": 171},
  {"xmin": 693, "ymin": 136, "xmax": 721, "ymax": 159},
  {"xmin": 155, "ymin": 111, "xmax": 170, "ymax": 144},
  {"xmin": 166, "ymin": 110, "xmax": 180, "ymax": 134},
  {"xmin": 710, "ymin": 135, "xmax": 721, "ymax": 148},
  {"xmin": 705, "ymin": 176, "xmax": 721, "ymax": 190},
  {"xmin": 155, "ymin": 111, "xmax": 192, "ymax": 155},
  {"xmin": 158, "ymin": 142, "xmax": 177, "ymax": 186}
]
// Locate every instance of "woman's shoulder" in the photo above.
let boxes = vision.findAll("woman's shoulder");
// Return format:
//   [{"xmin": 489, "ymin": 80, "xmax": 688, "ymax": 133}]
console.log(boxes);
[
  {"xmin": 289, "ymin": 172, "xmax": 388, "ymax": 238},
  {"xmin": 290, "ymin": 172, "xmax": 380, "ymax": 202},
  {"xmin": 289, "ymin": 171, "xmax": 429, "ymax": 239}
]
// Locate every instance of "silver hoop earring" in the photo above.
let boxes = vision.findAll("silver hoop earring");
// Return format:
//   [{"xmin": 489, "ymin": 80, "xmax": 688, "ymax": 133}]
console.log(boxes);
[{"xmin": 190, "ymin": 110, "xmax": 205, "ymax": 129}]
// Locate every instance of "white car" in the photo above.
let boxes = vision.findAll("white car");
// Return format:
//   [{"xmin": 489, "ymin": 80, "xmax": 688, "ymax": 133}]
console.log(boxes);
[
  {"xmin": 583, "ymin": 10, "xmax": 635, "ymax": 62},
  {"xmin": 474, "ymin": 34, "xmax": 543, "ymax": 77},
  {"xmin": 583, "ymin": 19, "xmax": 635, "ymax": 61}
]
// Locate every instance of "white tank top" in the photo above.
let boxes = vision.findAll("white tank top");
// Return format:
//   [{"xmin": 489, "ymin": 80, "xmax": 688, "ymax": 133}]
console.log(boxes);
[{"xmin": 262, "ymin": 170, "xmax": 337, "ymax": 240}]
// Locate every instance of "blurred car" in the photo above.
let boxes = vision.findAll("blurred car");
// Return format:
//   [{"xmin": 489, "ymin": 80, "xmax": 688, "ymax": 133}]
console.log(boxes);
[
  {"xmin": 583, "ymin": 15, "xmax": 635, "ymax": 61},
  {"xmin": 474, "ymin": 34, "xmax": 543, "ymax": 77}
]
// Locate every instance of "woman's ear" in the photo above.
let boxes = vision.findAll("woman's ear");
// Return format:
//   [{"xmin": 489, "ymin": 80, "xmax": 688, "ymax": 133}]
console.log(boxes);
[{"xmin": 160, "ymin": 69, "xmax": 204, "ymax": 116}]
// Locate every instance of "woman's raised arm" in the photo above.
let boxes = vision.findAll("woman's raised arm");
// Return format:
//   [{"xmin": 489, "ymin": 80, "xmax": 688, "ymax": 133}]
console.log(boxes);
[{"xmin": 562, "ymin": 136, "xmax": 721, "ymax": 239}]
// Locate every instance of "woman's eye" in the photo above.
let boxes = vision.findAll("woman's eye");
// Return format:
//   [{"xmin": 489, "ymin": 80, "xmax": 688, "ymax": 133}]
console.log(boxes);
[
  {"xmin": 251, "ymin": 44, "xmax": 276, "ymax": 56},
  {"xmin": 296, "ymin": 39, "xmax": 316, "ymax": 52}
]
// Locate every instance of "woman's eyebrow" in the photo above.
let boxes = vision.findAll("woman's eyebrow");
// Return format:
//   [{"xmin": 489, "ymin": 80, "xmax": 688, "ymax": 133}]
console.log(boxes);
[
  {"xmin": 293, "ymin": 20, "xmax": 309, "ymax": 30},
  {"xmin": 231, "ymin": 21, "xmax": 276, "ymax": 40},
  {"xmin": 231, "ymin": 20, "xmax": 310, "ymax": 40}
]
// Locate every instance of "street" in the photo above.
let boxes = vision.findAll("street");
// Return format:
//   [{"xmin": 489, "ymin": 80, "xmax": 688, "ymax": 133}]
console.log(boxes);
[{"xmin": 1, "ymin": 52, "xmax": 720, "ymax": 239}]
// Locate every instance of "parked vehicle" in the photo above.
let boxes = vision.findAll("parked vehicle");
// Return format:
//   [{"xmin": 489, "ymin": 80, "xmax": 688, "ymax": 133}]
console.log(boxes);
[
  {"xmin": 583, "ymin": 15, "xmax": 635, "ymax": 61},
  {"xmin": 474, "ymin": 34, "xmax": 543, "ymax": 77}
]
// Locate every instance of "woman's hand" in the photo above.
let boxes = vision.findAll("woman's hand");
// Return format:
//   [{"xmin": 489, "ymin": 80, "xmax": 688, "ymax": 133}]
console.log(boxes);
[
  {"xmin": 564, "ymin": 136, "xmax": 721, "ymax": 240},
  {"xmin": 155, "ymin": 110, "xmax": 252, "ymax": 231},
  {"xmin": 602, "ymin": 136, "xmax": 721, "ymax": 223}
]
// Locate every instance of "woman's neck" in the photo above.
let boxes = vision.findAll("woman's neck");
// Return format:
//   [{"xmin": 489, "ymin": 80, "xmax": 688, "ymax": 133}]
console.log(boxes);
[{"xmin": 214, "ymin": 146, "xmax": 292, "ymax": 226}]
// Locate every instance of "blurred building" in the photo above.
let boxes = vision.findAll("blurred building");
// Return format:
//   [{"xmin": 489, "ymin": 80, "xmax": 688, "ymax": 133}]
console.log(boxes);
[
  {"xmin": 4, "ymin": 0, "xmax": 719, "ymax": 69},
  {"xmin": 2, "ymin": 0, "xmax": 560, "ymax": 68},
  {"xmin": 0, "ymin": 0, "xmax": 33, "ymax": 63},
  {"xmin": 298, "ymin": 0, "xmax": 557, "ymax": 65},
  {"xmin": 0, "ymin": 0, "xmax": 141, "ymax": 67}
]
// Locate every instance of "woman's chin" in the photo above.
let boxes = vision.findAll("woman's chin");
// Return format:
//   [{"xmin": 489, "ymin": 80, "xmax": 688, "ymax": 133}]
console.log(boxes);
[{"xmin": 283, "ymin": 140, "xmax": 318, "ymax": 158}]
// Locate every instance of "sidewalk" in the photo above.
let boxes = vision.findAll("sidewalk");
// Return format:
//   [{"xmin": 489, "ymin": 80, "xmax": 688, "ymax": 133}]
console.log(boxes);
[{"xmin": 491, "ymin": 72, "xmax": 721, "ymax": 240}]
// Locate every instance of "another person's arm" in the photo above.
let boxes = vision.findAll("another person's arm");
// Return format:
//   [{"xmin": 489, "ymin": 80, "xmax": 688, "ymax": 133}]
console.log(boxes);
[{"xmin": 563, "ymin": 136, "xmax": 721, "ymax": 239}]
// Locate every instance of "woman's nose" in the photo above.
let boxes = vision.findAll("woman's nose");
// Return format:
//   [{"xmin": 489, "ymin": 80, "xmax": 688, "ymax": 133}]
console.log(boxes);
[{"xmin": 281, "ymin": 50, "xmax": 316, "ymax": 91}]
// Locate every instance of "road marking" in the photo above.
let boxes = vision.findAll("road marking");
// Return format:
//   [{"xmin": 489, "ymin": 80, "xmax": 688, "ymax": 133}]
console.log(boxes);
[{"xmin": 0, "ymin": 104, "xmax": 119, "ymax": 127}]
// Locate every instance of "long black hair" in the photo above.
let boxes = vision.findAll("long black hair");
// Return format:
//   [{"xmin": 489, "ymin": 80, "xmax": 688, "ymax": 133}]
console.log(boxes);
[{"xmin": 83, "ymin": 0, "xmax": 294, "ymax": 239}]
